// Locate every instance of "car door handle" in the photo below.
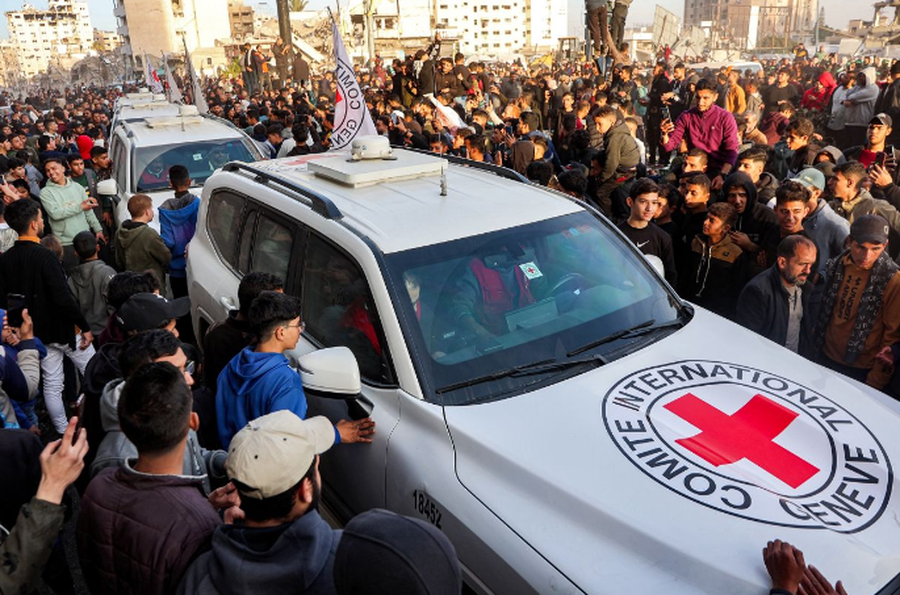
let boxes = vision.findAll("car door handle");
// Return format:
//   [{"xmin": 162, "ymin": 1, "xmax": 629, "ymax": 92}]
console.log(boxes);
[
  {"xmin": 219, "ymin": 296, "xmax": 236, "ymax": 310},
  {"xmin": 347, "ymin": 395, "xmax": 374, "ymax": 421}
]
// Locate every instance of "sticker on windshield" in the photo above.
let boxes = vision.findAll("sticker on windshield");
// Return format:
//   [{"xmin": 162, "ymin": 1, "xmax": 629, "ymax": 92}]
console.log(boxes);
[
  {"xmin": 519, "ymin": 262, "xmax": 543, "ymax": 279},
  {"xmin": 602, "ymin": 360, "xmax": 891, "ymax": 534},
  {"xmin": 193, "ymin": 153, "xmax": 202, "ymax": 161}
]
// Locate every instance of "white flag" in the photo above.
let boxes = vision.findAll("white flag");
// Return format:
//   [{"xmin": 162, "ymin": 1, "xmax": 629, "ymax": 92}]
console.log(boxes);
[
  {"xmin": 162, "ymin": 52, "xmax": 182, "ymax": 104},
  {"xmin": 183, "ymin": 38, "xmax": 208, "ymax": 114},
  {"xmin": 143, "ymin": 53, "xmax": 163, "ymax": 94},
  {"xmin": 330, "ymin": 19, "xmax": 376, "ymax": 149},
  {"xmin": 426, "ymin": 93, "xmax": 465, "ymax": 132}
]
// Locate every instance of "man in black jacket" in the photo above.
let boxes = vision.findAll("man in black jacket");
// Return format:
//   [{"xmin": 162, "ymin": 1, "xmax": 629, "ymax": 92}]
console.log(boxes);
[
  {"xmin": 0, "ymin": 199, "xmax": 93, "ymax": 436},
  {"xmin": 736, "ymin": 235, "xmax": 817, "ymax": 355},
  {"xmin": 78, "ymin": 363, "xmax": 232, "ymax": 595},
  {"xmin": 646, "ymin": 60, "xmax": 673, "ymax": 166},
  {"xmin": 876, "ymin": 61, "xmax": 900, "ymax": 146}
]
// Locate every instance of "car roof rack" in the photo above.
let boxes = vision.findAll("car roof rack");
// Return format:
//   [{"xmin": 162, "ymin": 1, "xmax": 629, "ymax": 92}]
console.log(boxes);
[
  {"xmin": 395, "ymin": 146, "xmax": 530, "ymax": 184},
  {"xmin": 222, "ymin": 162, "xmax": 343, "ymax": 220}
]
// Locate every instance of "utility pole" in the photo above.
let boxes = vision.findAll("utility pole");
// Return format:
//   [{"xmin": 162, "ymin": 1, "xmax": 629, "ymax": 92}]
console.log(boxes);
[
  {"xmin": 276, "ymin": 0, "xmax": 293, "ymax": 59},
  {"xmin": 814, "ymin": 1, "xmax": 820, "ymax": 46},
  {"xmin": 364, "ymin": 0, "xmax": 376, "ymax": 61}
]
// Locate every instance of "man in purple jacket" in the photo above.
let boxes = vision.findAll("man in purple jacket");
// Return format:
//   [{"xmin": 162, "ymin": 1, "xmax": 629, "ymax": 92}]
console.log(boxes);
[{"xmin": 661, "ymin": 77, "xmax": 740, "ymax": 191}]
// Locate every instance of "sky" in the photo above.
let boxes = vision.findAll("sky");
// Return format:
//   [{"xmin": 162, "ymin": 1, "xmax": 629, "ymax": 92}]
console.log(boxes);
[{"xmin": 0, "ymin": 0, "xmax": 865, "ymax": 43}]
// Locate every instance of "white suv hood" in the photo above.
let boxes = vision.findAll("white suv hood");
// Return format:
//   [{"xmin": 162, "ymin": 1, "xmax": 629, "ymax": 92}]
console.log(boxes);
[{"xmin": 445, "ymin": 309, "xmax": 900, "ymax": 594}]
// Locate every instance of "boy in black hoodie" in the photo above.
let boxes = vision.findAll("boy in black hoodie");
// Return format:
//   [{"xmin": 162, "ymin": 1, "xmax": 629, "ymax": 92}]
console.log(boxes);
[
  {"xmin": 686, "ymin": 202, "xmax": 748, "ymax": 319},
  {"xmin": 724, "ymin": 171, "xmax": 778, "ymax": 273}
]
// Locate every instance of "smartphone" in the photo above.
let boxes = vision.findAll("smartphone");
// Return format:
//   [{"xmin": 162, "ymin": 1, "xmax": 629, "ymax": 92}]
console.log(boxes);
[
  {"xmin": 6, "ymin": 293, "xmax": 25, "ymax": 328},
  {"xmin": 877, "ymin": 152, "xmax": 888, "ymax": 169},
  {"xmin": 661, "ymin": 106, "xmax": 672, "ymax": 122}
]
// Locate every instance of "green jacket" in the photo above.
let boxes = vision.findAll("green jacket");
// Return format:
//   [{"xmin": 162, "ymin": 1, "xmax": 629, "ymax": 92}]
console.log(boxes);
[
  {"xmin": 0, "ymin": 498, "xmax": 66, "ymax": 595},
  {"xmin": 114, "ymin": 221, "xmax": 171, "ymax": 283},
  {"xmin": 40, "ymin": 178, "xmax": 102, "ymax": 246}
]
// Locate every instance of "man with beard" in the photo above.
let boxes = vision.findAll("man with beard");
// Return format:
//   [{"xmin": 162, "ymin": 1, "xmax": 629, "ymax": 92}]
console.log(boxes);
[
  {"xmin": 175, "ymin": 411, "xmax": 341, "ymax": 595},
  {"xmin": 660, "ymin": 78, "xmax": 739, "ymax": 189},
  {"xmin": 737, "ymin": 235, "xmax": 817, "ymax": 355}
]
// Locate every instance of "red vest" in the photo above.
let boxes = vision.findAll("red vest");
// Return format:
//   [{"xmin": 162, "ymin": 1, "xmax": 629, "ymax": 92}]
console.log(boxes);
[{"xmin": 469, "ymin": 258, "xmax": 535, "ymax": 334}]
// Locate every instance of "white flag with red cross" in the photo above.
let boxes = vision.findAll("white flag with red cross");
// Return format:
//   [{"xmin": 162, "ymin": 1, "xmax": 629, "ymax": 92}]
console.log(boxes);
[{"xmin": 330, "ymin": 19, "xmax": 377, "ymax": 150}]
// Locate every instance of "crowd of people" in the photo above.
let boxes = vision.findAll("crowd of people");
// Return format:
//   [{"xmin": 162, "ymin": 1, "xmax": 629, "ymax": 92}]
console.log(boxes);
[{"xmin": 0, "ymin": 36, "xmax": 895, "ymax": 595}]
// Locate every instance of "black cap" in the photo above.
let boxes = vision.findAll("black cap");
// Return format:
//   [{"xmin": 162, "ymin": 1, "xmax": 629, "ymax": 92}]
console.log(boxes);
[
  {"xmin": 116, "ymin": 293, "xmax": 190, "ymax": 333},
  {"xmin": 870, "ymin": 113, "xmax": 893, "ymax": 128},
  {"xmin": 850, "ymin": 214, "xmax": 890, "ymax": 245},
  {"xmin": 815, "ymin": 160, "xmax": 835, "ymax": 180},
  {"xmin": 334, "ymin": 509, "xmax": 461, "ymax": 595}
]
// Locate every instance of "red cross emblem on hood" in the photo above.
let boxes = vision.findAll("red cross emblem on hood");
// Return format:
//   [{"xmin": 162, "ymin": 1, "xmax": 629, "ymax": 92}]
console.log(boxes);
[{"xmin": 664, "ymin": 393, "xmax": 820, "ymax": 489}]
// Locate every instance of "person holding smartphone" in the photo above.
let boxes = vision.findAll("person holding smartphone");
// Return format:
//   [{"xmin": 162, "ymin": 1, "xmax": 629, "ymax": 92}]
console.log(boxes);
[
  {"xmin": 0, "ymin": 308, "xmax": 40, "ymax": 429},
  {"xmin": 0, "ymin": 199, "xmax": 95, "ymax": 437}
]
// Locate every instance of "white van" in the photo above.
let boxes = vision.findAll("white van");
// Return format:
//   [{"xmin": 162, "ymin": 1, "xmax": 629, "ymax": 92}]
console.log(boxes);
[
  {"xmin": 687, "ymin": 61, "xmax": 764, "ymax": 76},
  {"xmin": 187, "ymin": 139, "xmax": 900, "ymax": 594}
]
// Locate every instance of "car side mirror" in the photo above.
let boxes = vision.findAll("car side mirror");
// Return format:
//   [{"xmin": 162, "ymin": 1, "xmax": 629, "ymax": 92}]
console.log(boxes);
[
  {"xmin": 298, "ymin": 346, "xmax": 362, "ymax": 399},
  {"xmin": 644, "ymin": 254, "xmax": 666, "ymax": 278},
  {"xmin": 96, "ymin": 179, "xmax": 118, "ymax": 196}
]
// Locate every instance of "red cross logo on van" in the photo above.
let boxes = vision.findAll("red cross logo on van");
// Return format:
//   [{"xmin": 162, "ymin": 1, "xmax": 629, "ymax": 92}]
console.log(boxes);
[{"xmin": 664, "ymin": 393, "xmax": 820, "ymax": 489}]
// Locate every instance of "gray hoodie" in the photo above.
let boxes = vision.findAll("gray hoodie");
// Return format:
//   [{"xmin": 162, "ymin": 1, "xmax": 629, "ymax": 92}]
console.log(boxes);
[
  {"xmin": 817, "ymin": 145, "xmax": 846, "ymax": 166},
  {"xmin": 67, "ymin": 259, "xmax": 116, "ymax": 335},
  {"xmin": 844, "ymin": 67, "xmax": 879, "ymax": 127},
  {"xmin": 804, "ymin": 199, "xmax": 851, "ymax": 278},
  {"xmin": 91, "ymin": 379, "xmax": 227, "ymax": 494}
]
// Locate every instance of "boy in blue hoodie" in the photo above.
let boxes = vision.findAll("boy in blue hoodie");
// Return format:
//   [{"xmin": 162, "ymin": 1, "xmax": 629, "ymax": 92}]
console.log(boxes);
[
  {"xmin": 159, "ymin": 164, "xmax": 200, "ymax": 342},
  {"xmin": 158, "ymin": 164, "xmax": 200, "ymax": 300},
  {"xmin": 215, "ymin": 291, "xmax": 375, "ymax": 449}
]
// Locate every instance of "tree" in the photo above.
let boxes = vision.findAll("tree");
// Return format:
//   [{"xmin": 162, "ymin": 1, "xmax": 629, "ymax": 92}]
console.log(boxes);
[{"xmin": 290, "ymin": 0, "xmax": 308, "ymax": 11}]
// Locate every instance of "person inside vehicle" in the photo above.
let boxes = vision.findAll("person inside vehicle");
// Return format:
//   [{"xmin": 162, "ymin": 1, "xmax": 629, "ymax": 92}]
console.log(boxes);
[
  {"xmin": 209, "ymin": 147, "xmax": 231, "ymax": 170},
  {"xmin": 314, "ymin": 252, "xmax": 386, "ymax": 378},
  {"xmin": 139, "ymin": 156, "xmax": 168, "ymax": 189},
  {"xmin": 449, "ymin": 244, "xmax": 548, "ymax": 340}
]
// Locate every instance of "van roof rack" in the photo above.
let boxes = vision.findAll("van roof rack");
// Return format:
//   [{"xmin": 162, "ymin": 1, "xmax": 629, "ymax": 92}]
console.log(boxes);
[
  {"xmin": 395, "ymin": 146, "xmax": 529, "ymax": 184},
  {"xmin": 222, "ymin": 162, "xmax": 343, "ymax": 220}
]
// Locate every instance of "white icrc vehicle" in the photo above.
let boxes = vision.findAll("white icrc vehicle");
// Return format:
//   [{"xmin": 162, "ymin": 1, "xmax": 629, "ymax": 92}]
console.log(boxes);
[
  {"xmin": 186, "ymin": 138, "xmax": 900, "ymax": 595},
  {"xmin": 102, "ymin": 106, "xmax": 264, "ymax": 231},
  {"xmin": 109, "ymin": 92, "xmax": 183, "ymax": 131}
]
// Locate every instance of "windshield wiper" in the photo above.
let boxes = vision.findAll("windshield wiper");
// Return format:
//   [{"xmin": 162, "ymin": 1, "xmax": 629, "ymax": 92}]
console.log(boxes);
[
  {"xmin": 566, "ymin": 318, "xmax": 685, "ymax": 357},
  {"xmin": 435, "ymin": 355, "xmax": 606, "ymax": 394}
]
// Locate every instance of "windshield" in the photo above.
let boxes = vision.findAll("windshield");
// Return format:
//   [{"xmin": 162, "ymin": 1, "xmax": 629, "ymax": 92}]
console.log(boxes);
[
  {"xmin": 385, "ymin": 211, "xmax": 686, "ymax": 405},
  {"xmin": 133, "ymin": 139, "xmax": 257, "ymax": 192}
]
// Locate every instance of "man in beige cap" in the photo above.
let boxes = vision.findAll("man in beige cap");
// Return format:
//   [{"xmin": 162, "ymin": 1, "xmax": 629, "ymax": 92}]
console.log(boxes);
[{"xmin": 176, "ymin": 410, "xmax": 341, "ymax": 595}]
